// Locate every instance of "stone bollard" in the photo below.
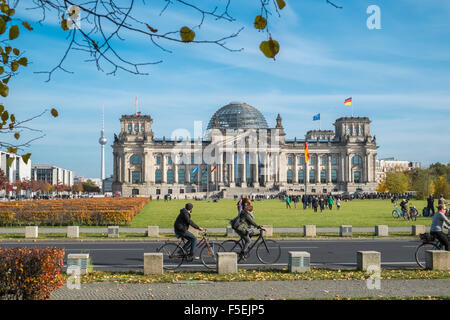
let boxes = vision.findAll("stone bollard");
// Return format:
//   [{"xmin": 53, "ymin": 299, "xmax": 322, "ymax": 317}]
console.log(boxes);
[
  {"xmin": 261, "ymin": 225, "xmax": 273, "ymax": 237},
  {"xmin": 25, "ymin": 226, "xmax": 38, "ymax": 238},
  {"xmin": 108, "ymin": 226, "xmax": 119, "ymax": 238},
  {"xmin": 188, "ymin": 226, "xmax": 199, "ymax": 238},
  {"xmin": 425, "ymin": 250, "xmax": 450, "ymax": 270},
  {"xmin": 226, "ymin": 226, "xmax": 236, "ymax": 237},
  {"xmin": 288, "ymin": 251, "xmax": 310, "ymax": 273},
  {"xmin": 357, "ymin": 251, "xmax": 381, "ymax": 271},
  {"xmin": 144, "ymin": 253, "xmax": 163, "ymax": 275},
  {"xmin": 304, "ymin": 225, "xmax": 316, "ymax": 237},
  {"xmin": 217, "ymin": 252, "xmax": 237, "ymax": 274},
  {"xmin": 340, "ymin": 225, "xmax": 352, "ymax": 237},
  {"xmin": 412, "ymin": 225, "xmax": 426, "ymax": 236},
  {"xmin": 147, "ymin": 226, "xmax": 159, "ymax": 237},
  {"xmin": 67, "ymin": 226, "xmax": 79, "ymax": 238},
  {"xmin": 375, "ymin": 225, "xmax": 389, "ymax": 237},
  {"xmin": 67, "ymin": 253, "xmax": 90, "ymax": 275}
]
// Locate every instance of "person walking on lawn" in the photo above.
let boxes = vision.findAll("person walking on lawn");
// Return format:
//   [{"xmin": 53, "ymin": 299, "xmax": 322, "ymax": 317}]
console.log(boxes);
[
  {"xmin": 286, "ymin": 196, "xmax": 291, "ymax": 209},
  {"xmin": 328, "ymin": 196, "xmax": 334, "ymax": 210}
]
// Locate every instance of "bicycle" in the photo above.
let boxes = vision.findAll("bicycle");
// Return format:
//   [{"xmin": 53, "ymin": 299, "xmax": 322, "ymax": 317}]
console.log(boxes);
[
  {"xmin": 415, "ymin": 231, "xmax": 450, "ymax": 269},
  {"xmin": 156, "ymin": 230, "xmax": 225, "ymax": 270},
  {"xmin": 221, "ymin": 228, "xmax": 281, "ymax": 264},
  {"xmin": 392, "ymin": 204, "xmax": 417, "ymax": 221}
]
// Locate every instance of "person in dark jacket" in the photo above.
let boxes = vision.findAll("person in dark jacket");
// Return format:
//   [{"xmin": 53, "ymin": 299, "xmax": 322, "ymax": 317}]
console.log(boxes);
[
  {"xmin": 174, "ymin": 203, "xmax": 204, "ymax": 259},
  {"xmin": 235, "ymin": 204, "xmax": 265, "ymax": 257},
  {"xmin": 427, "ymin": 194, "xmax": 435, "ymax": 216}
]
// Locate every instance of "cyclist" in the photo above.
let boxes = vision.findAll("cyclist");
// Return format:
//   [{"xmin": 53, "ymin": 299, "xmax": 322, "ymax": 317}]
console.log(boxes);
[
  {"xmin": 174, "ymin": 203, "xmax": 205, "ymax": 259},
  {"xmin": 430, "ymin": 204, "xmax": 450, "ymax": 251},
  {"xmin": 400, "ymin": 198, "xmax": 409, "ymax": 217},
  {"xmin": 234, "ymin": 204, "xmax": 265, "ymax": 257}
]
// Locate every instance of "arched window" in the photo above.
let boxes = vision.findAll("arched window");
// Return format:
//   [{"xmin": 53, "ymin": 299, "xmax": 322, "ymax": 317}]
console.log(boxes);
[
  {"xmin": 360, "ymin": 125, "xmax": 364, "ymax": 136},
  {"xmin": 141, "ymin": 124, "xmax": 145, "ymax": 132},
  {"xmin": 309, "ymin": 169, "xmax": 316, "ymax": 183},
  {"xmin": 155, "ymin": 169, "xmax": 162, "ymax": 184},
  {"xmin": 128, "ymin": 123, "xmax": 132, "ymax": 133},
  {"xmin": 130, "ymin": 154, "xmax": 142, "ymax": 165},
  {"xmin": 298, "ymin": 170, "xmax": 304, "ymax": 183},
  {"xmin": 352, "ymin": 155, "xmax": 362, "ymax": 165},
  {"xmin": 178, "ymin": 169, "xmax": 185, "ymax": 184},
  {"xmin": 167, "ymin": 169, "xmax": 174, "ymax": 184},
  {"xmin": 134, "ymin": 124, "xmax": 139, "ymax": 133},
  {"xmin": 321, "ymin": 156, "xmax": 327, "ymax": 165},
  {"xmin": 287, "ymin": 169, "xmax": 293, "ymax": 184}
]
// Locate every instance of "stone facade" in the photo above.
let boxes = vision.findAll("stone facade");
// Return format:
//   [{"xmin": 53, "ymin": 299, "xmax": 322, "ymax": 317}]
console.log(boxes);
[{"xmin": 112, "ymin": 103, "xmax": 378, "ymax": 198}]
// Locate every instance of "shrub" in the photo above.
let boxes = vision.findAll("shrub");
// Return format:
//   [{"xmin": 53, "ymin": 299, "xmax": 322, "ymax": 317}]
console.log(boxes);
[{"xmin": 0, "ymin": 247, "xmax": 65, "ymax": 300}]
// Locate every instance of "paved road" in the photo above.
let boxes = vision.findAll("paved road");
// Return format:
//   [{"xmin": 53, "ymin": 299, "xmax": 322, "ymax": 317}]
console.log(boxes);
[
  {"xmin": 0, "ymin": 239, "xmax": 424, "ymax": 271},
  {"xmin": 50, "ymin": 279, "xmax": 450, "ymax": 300}
]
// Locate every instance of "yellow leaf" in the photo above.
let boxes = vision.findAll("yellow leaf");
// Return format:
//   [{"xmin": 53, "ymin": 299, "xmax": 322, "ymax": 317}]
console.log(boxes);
[
  {"xmin": 61, "ymin": 19, "xmax": 69, "ymax": 31},
  {"xmin": 51, "ymin": 108, "xmax": 58, "ymax": 117},
  {"xmin": 6, "ymin": 157, "xmax": 13, "ymax": 167},
  {"xmin": 22, "ymin": 21, "xmax": 33, "ymax": 31},
  {"xmin": 254, "ymin": 16, "xmax": 267, "ymax": 30},
  {"xmin": 259, "ymin": 39, "xmax": 280, "ymax": 59},
  {"xmin": 9, "ymin": 25, "xmax": 19, "ymax": 40},
  {"xmin": 276, "ymin": 0, "xmax": 286, "ymax": 10},
  {"xmin": 14, "ymin": 132, "xmax": 19, "ymax": 139},
  {"xmin": 180, "ymin": 26, "xmax": 195, "ymax": 42}
]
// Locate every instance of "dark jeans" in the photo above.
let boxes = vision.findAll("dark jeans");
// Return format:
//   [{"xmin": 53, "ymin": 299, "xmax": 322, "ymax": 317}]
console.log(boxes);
[
  {"xmin": 176, "ymin": 231, "xmax": 198, "ymax": 256},
  {"xmin": 431, "ymin": 231, "xmax": 449, "ymax": 251},
  {"xmin": 237, "ymin": 229, "xmax": 259, "ymax": 253}
]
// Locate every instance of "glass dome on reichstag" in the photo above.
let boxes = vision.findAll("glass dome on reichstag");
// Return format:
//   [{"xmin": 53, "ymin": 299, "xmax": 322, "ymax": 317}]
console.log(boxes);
[{"xmin": 206, "ymin": 102, "xmax": 269, "ymax": 130}]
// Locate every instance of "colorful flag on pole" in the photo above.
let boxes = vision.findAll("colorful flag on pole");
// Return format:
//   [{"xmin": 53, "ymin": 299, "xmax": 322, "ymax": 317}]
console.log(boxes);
[
  {"xmin": 191, "ymin": 167, "xmax": 198, "ymax": 174},
  {"xmin": 211, "ymin": 167, "xmax": 217, "ymax": 173},
  {"xmin": 344, "ymin": 97, "xmax": 352, "ymax": 106},
  {"xmin": 313, "ymin": 113, "xmax": 320, "ymax": 121},
  {"xmin": 305, "ymin": 141, "xmax": 310, "ymax": 163}
]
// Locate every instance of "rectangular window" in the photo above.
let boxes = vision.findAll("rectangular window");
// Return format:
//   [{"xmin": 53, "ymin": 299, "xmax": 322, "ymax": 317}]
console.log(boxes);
[
  {"xmin": 321, "ymin": 157, "xmax": 327, "ymax": 165},
  {"xmin": 141, "ymin": 124, "xmax": 145, "ymax": 132},
  {"xmin": 298, "ymin": 170, "xmax": 304, "ymax": 184},
  {"xmin": 332, "ymin": 156, "xmax": 337, "ymax": 165},
  {"xmin": 132, "ymin": 171, "xmax": 140, "ymax": 184},
  {"xmin": 310, "ymin": 156, "xmax": 316, "ymax": 165},
  {"xmin": 309, "ymin": 170, "xmax": 316, "ymax": 183},
  {"xmin": 156, "ymin": 157, "xmax": 161, "ymax": 165},
  {"xmin": 288, "ymin": 157, "xmax": 293, "ymax": 165},
  {"xmin": 331, "ymin": 169, "xmax": 338, "ymax": 183},
  {"xmin": 354, "ymin": 171, "xmax": 361, "ymax": 183},
  {"xmin": 168, "ymin": 157, "xmax": 173, "ymax": 165},
  {"xmin": 320, "ymin": 170, "xmax": 326, "ymax": 183},
  {"xmin": 298, "ymin": 156, "xmax": 304, "ymax": 165},
  {"xmin": 128, "ymin": 123, "xmax": 132, "ymax": 133}
]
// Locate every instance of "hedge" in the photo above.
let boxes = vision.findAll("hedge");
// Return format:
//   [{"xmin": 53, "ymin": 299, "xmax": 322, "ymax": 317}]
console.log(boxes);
[
  {"xmin": 0, "ymin": 198, "xmax": 149, "ymax": 226},
  {"xmin": 0, "ymin": 247, "xmax": 65, "ymax": 300}
]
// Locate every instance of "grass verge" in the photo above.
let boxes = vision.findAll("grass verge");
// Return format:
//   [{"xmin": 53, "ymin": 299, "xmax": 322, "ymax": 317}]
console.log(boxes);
[{"xmin": 76, "ymin": 269, "xmax": 450, "ymax": 284}]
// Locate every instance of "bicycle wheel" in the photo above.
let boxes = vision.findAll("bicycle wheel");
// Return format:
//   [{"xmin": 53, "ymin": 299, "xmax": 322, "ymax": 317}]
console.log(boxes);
[
  {"xmin": 392, "ymin": 210, "xmax": 399, "ymax": 219},
  {"xmin": 415, "ymin": 242, "xmax": 438, "ymax": 269},
  {"xmin": 256, "ymin": 239, "xmax": 281, "ymax": 264},
  {"xmin": 157, "ymin": 242, "xmax": 184, "ymax": 270},
  {"xmin": 200, "ymin": 243, "xmax": 226, "ymax": 269}
]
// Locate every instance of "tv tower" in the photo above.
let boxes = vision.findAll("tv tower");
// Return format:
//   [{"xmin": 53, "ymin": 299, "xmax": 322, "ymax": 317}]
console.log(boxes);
[{"xmin": 98, "ymin": 105, "xmax": 107, "ymax": 181}]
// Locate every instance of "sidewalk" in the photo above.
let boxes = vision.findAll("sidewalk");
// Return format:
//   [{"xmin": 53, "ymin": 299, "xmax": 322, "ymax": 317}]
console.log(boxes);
[{"xmin": 50, "ymin": 279, "xmax": 450, "ymax": 300}]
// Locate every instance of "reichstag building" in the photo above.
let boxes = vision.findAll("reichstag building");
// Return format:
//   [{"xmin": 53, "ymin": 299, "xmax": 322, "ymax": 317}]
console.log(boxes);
[{"xmin": 112, "ymin": 102, "xmax": 378, "ymax": 198}]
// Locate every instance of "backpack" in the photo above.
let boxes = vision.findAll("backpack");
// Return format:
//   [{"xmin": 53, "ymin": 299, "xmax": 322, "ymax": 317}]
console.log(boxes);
[{"xmin": 230, "ymin": 210, "xmax": 243, "ymax": 230}]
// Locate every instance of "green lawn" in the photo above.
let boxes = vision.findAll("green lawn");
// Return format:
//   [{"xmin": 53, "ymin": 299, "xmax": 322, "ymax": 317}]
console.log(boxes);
[{"xmin": 129, "ymin": 198, "xmax": 432, "ymax": 228}]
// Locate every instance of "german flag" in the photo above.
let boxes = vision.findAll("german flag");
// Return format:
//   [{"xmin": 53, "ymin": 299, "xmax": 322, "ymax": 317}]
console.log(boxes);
[
  {"xmin": 344, "ymin": 97, "xmax": 352, "ymax": 106},
  {"xmin": 305, "ymin": 142, "xmax": 310, "ymax": 163},
  {"xmin": 211, "ymin": 167, "xmax": 217, "ymax": 173}
]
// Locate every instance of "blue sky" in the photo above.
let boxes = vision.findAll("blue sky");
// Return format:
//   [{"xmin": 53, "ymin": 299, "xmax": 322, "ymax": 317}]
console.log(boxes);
[{"xmin": 4, "ymin": 0, "xmax": 450, "ymax": 178}]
